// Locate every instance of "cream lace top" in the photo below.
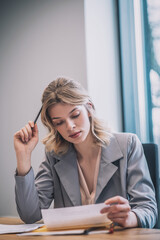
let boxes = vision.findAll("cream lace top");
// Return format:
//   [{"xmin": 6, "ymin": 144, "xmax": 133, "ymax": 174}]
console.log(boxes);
[{"xmin": 77, "ymin": 148, "xmax": 101, "ymax": 205}]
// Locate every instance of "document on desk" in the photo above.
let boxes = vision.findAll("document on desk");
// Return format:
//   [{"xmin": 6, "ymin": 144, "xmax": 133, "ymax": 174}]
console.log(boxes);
[
  {"xmin": 18, "ymin": 229, "xmax": 109, "ymax": 236},
  {"xmin": 17, "ymin": 203, "xmax": 111, "ymax": 236},
  {"xmin": 0, "ymin": 223, "xmax": 44, "ymax": 234},
  {"xmin": 18, "ymin": 229, "xmax": 86, "ymax": 236},
  {"xmin": 42, "ymin": 202, "xmax": 110, "ymax": 230}
]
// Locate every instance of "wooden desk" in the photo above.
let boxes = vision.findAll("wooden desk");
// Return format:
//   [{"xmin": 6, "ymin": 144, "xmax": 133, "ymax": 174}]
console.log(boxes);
[{"xmin": 0, "ymin": 217, "xmax": 160, "ymax": 240}]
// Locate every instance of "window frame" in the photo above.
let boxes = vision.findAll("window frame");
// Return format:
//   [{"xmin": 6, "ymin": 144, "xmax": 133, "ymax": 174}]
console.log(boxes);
[{"xmin": 118, "ymin": 0, "xmax": 153, "ymax": 142}]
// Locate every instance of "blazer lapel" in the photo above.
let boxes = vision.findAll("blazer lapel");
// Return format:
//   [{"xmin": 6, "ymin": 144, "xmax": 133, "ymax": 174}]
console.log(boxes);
[
  {"xmin": 54, "ymin": 145, "xmax": 81, "ymax": 206},
  {"xmin": 95, "ymin": 136, "xmax": 123, "ymax": 202}
]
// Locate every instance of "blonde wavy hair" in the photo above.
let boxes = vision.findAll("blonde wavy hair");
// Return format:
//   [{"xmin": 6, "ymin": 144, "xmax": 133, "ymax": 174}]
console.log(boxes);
[{"xmin": 41, "ymin": 77, "xmax": 111, "ymax": 155}]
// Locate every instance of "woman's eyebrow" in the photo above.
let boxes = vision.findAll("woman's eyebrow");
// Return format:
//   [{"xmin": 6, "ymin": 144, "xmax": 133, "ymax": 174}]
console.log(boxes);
[
  {"xmin": 51, "ymin": 117, "xmax": 60, "ymax": 120},
  {"xmin": 69, "ymin": 107, "xmax": 79, "ymax": 114},
  {"xmin": 51, "ymin": 107, "xmax": 79, "ymax": 120}
]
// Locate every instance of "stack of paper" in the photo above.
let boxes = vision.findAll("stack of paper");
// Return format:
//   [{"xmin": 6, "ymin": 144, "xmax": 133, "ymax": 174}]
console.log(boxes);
[
  {"xmin": 42, "ymin": 203, "xmax": 111, "ymax": 230},
  {"xmin": 0, "ymin": 203, "xmax": 111, "ymax": 236},
  {"xmin": 0, "ymin": 223, "xmax": 43, "ymax": 235}
]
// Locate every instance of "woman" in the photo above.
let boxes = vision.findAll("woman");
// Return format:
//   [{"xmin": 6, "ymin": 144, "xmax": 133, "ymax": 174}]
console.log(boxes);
[{"xmin": 14, "ymin": 77, "xmax": 157, "ymax": 228}]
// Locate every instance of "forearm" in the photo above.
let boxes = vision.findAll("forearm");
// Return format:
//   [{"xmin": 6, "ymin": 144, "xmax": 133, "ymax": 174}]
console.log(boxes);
[
  {"xmin": 15, "ymin": 168, "xmax": 42, "ymax": 223},
  {"xmin": 131, "ymin": 205, "xmax": 157, "ymax": 228},
  {"xmin": 127, "ymin": 134, "xmax": 158, "ymax": 228}
]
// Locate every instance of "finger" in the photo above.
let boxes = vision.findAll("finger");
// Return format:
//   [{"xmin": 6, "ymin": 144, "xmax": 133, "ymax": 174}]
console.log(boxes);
[
  {"xmin": 19, "ymin": 130, "xmax": 25, "ymax": 143},
  {"xmin": 21, "ymin": 126, "xmax": 30, "ymax": 142},
  {"xmin": 109, "ymin": 203, "xmax": 130, "ymax": 213},
  {"xmin": 105, "ymin": 196, "xmax": 128, "ymax": 205},
  {"xmin": 109, "ymin": 217, "xmax": 127, "ymax": 227},
  {"xmin": 100, "ymin": 206, "xmax": 110, "ymax": 214},
  {"xmin": 101, "ymin": 203, "xmax": 130, "ymax": 214},
  {"xmin": 108, "ymin": 211, "xmax": 130, "ymax": 219},
  {"xmin": 28, "ymin": 121, "xmax": 38, "ymax": 136},
  {"xmin": 25, "ymin": 123, "xmax": 33, "ymax": 140},
  {"xmin": 109, "ymin": 211, "xmax": 138, "ymax": 228},
  {"xmin": 14, "ymin": 130, "xmax": 25, "ymax": 143},
  {"xmin": 28, "ymin": 121, "xmax": 34, "ymax": 129},
  {"xmin": 32, "ymin": 123, "xmax": 38, "ymax": 137}
]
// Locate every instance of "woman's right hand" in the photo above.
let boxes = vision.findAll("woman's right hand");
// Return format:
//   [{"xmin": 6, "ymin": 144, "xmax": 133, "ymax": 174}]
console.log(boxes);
[{"xmin": 14, "ymin": 121, "xmax": 39, "ymax": 176}]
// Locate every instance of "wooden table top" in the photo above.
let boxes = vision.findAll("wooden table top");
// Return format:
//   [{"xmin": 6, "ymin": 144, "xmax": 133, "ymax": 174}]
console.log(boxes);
[{"xmin": 0, "ymin": 217, "xmax": 160, "ymax": 240}]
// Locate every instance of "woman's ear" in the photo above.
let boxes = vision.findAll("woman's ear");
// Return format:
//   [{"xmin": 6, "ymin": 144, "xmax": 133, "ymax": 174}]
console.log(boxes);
[
  {"xmin": 86, "ymin": 102, "xmax": 93, "ymax": 117},
  {"xmin": 86, "ymin": 102, "xmax": 92, "ymax": 108}
]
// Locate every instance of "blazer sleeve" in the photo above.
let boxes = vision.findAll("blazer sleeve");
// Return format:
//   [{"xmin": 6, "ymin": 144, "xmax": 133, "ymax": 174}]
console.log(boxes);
[
  {"xmin": 126, "ymin": 134, "xmax": 158, "ymax": 228},
  {"xmin": 15, "ymin": 152, "xmax": 54, "ymax": 224}
]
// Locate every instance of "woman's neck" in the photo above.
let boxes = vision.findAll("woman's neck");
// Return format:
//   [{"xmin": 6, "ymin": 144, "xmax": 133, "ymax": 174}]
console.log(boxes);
[{"xmin": 73, "ymin": 133, "xmax": 99, "ymax": 161}]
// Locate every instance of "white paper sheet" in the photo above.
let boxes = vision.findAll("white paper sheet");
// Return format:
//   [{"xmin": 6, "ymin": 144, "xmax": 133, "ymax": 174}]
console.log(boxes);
[
  {"xmin": 42, "ymin": 203, "xmax": 110, "ymax": 229},
  {"xmin": 0, "ymin": 223, "xmax": 44, "ymax": 234},
  {"xmin": 18, "ymin": 229, "xmax": 85, "ymax": 236},
  {"xmin": 18, "ymin": 229, "xmax": 109, "ymax": 236}
]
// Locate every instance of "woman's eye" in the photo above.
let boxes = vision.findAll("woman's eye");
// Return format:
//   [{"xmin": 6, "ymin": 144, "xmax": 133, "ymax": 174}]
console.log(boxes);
[
  {"xmin": 54, "ymin": 121, "xmax": 64, "ymax": 126},
  {"xmin": 72, "ymin": 112, "xmax": 80, "ymax": 119}
]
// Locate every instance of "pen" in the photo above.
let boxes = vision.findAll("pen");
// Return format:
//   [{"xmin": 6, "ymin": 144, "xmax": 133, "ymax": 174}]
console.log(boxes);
[
  {"xmin": 84, "ymin": 227, "xmax": 102, "ymax": 234},
  {"xmin": 34, "ymin": 106, "xmax": 42, "ymax": 124}
]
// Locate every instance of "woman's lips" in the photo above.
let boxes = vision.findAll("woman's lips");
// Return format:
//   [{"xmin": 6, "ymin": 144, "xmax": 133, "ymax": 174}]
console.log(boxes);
[{"xmin": 69, "ymin": 131, "xmax": 81, "ymax": 138}]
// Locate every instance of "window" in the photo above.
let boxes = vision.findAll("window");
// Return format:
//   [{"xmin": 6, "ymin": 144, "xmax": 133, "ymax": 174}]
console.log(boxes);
[
  {"xmin": 118, "ymin": 0, "xmax": 160, "ymax": 147},
  {"xmin": 118, "ymin": 0, "xmax": 160, "ymax": 229},
  {"xmin": 144, "ymin": 0, "xmax": 160, "ymax": 145}
]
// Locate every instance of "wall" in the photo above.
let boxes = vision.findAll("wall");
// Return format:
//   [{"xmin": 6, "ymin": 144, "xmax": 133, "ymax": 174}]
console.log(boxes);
[
  {"xmin": 84, "ymin": 0, "xmax": 122, "ymax": 131},
  {"xmin": 0, "ymin": 0, "xmax": 87, "ymax": 216},
  {"xmin": 0, "ymin": 0, "xmax": 122, "ymax": 216}
]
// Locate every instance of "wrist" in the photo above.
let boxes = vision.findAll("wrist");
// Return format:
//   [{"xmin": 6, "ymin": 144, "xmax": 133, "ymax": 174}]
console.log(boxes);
[
  {"xmin": 129, "ymin": 211, "xmax": 138, "ymax": 228},
  {"xmin": 16, "ymin": 167, "xmax": 31, "ymax": 176},
  {"xmin": 16, "ymin": 152, "xmax": 31, "ymax": 176}
]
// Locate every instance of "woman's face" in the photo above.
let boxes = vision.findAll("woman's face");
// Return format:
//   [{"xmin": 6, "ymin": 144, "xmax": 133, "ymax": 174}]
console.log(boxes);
[{"xmin": 48, "ymin": 103, "xmax": 91, "ymax": 145}]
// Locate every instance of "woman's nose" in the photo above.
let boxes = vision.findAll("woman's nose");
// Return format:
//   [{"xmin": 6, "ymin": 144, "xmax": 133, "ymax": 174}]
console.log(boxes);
[{"xmin": 66, "ymin": 119, "xmax": 75, "ymax": 130}]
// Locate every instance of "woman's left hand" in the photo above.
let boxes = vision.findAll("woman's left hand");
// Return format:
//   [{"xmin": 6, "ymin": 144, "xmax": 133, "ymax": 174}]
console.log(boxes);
[{"xmin": 100, "ymin": 196, "xmax": 138, "ymax": 228}]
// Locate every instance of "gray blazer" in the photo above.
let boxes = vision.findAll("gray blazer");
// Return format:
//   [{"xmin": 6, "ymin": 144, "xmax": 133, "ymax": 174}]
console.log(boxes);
[{"xmin": 15, "ymin": 132, "xmax": 157, "ymax": 228}]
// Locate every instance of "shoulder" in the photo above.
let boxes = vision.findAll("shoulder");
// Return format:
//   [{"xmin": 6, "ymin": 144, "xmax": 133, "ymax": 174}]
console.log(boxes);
[
  {"xmin": 44, "ymin": 150, "xmax": 61, "ymax": 165},
  {"xmin": 110, "ymin": 132, "xmax": 142, "ymax": 155},
  {"xmin": 112, "ymin": 132, "xmax": 140, "ymax": 144},
  {"xmin": 44, "ymin": 144, "xmax": 75, "ymax": 163}
]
